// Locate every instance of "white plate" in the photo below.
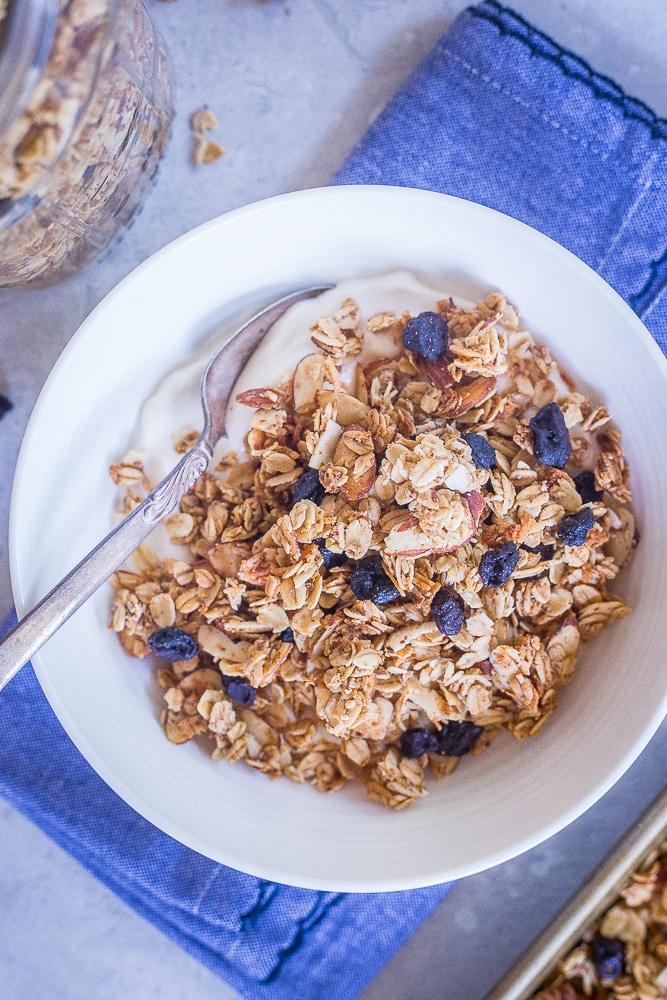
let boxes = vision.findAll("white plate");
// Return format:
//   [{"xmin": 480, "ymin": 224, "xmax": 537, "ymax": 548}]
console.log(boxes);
[{"xmin": 10, "ymin": 186, "xmax": 667, "ymax": 891}]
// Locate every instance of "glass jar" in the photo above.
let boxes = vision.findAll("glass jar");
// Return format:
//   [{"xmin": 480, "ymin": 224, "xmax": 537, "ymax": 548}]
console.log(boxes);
[{"xmin": 0, "ymin": 0, "xmax": 172, "ymax": 287}]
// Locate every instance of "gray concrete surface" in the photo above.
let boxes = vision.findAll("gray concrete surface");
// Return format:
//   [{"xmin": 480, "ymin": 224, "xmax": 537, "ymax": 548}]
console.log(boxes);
[{"xmin": 0, "ymin": 1, "xmax": 666, "ymax": 997}]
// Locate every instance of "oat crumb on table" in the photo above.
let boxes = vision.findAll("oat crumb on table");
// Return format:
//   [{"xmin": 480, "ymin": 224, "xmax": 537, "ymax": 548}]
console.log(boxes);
[
  {"xmin": 189, "ymin": 107, "xmax": 224, "ymax": 166},
  {"xmin": 109, "ymin": 290, "xmax": 637, "ymax": 810}
]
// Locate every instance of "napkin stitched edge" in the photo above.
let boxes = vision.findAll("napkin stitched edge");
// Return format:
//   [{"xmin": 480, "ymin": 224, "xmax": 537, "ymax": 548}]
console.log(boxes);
[
  {"xmin": 467, "ymin": 1, "xmax": 667, "ymax": 314},
  {"xmin": 470, "ymin": 1, "xmax": 667, "ymax": 139}
]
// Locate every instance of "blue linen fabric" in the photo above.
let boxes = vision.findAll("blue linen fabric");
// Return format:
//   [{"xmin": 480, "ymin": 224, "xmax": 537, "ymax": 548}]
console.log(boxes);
[
  {"xmin": 0, "ymin": 615, "xmax": 450, "ymax": 1000},
  {"xmin": 335, "ymin": 0, "xmax": 667, "ymax": 353},
  {"xmin": 3, "ymin": 2, "xmax": 667, "ymax": 998}
]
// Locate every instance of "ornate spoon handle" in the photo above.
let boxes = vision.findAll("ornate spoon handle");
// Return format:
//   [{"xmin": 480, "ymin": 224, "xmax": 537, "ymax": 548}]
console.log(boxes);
[
  {"xmin": 0, "ymin": 284, "xmax": 332, "ymax": 695},
  {"xmin": 0, "ymin": 442, "xmax": 212, "ymax": 692}
]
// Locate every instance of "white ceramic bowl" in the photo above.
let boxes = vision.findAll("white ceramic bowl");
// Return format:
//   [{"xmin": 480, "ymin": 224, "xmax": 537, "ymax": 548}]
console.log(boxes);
[{"xmin": 10, "ymin": 186, "xmax": 667, "ymax": 891}]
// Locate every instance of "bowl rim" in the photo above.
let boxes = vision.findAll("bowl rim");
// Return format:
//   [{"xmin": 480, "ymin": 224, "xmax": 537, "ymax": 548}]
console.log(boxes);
[{"xmin": 10, "ymin": 184, "xmax": 667, "ymax": 892}]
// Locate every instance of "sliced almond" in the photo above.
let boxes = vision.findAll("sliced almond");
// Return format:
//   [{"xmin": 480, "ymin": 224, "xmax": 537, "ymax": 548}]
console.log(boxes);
[
  {"xmin": 206, "ymin": 541, "xmax": 250, "ymax": 577},
  {"xmin": 441, "ymin": 376, "xmax": 497, "ymax": 417},
  {"xmin": 308, "ymin": 419, "xmax": 343, "ymax": 469},
  {"xmin": 465, "ymin": 489, "xmax": 486, "ymax": 527},
  {"xmin": 293, "ymin": 353, "xmax": 335, "ymax": 411},
  {"xmin": 332, "ymin": 425, "xmax": 376, "ymax": 501},
  {"xmin": 416, "ymin": 355, "xmax": 455, "ymax": 389},
  {"xmin": 384, "ymin": 516, "xmax": 433, "ymax": 557},
  {"xmin": 235, "ymin": 387, "xmax": 285, "ymax": 409},
  {"xmin": 354, "ymin": 364, "xmax": 369, "ymax": 405},
  {"xmin": 197, "ymin": 624, "xmax": 250, "ymax": 663},
  {"xmin": 318, "ymin": 390, "xmax": 371, "ymax": 426}
]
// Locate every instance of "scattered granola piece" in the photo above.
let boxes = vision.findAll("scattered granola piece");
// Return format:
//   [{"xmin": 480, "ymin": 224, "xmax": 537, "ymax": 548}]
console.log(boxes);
[{"xmin": 190, "ymin": 107, "xmax": 224, "ymax": 166}]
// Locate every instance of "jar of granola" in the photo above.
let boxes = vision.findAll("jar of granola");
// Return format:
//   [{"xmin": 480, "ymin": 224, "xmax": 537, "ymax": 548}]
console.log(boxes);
[{"xmin": 0, "ymin": 0, "xmax": 173, "ymax": 287}]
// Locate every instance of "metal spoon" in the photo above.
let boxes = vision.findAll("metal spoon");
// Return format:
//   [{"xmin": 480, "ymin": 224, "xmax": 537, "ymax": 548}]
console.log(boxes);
[{"xmin": 0, "ymin": 284, "xmax": 332, "ymax": 692}]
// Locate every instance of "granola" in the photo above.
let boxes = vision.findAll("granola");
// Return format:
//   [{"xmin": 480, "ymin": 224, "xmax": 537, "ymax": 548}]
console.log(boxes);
[
  {"xmin": 109, "ymin": 283, "xmax": 636, "ymax": 810},
  {"xmin": 532, "ymin": 840, "xmax": 667, "ymax": 999}
]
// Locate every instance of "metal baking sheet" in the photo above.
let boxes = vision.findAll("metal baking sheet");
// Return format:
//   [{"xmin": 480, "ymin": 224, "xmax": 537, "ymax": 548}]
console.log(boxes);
[{"xmin": 484, "ymin": 785, "xmax": 667, "ymax": 1000}]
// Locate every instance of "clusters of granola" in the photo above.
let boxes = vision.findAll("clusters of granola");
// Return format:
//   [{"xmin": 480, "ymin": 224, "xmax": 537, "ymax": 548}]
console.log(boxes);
[
  {"xmin": 110, "ymin": 289, "xmax": 636, "ymax": 809},
  {"xmin": 533, "ymin": 841, "xmax": 667, "ymax": 1000}
]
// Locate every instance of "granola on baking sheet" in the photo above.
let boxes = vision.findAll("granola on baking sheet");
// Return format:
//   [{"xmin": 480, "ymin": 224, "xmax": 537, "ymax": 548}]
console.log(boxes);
[
  {"xmin": 532, "ymin": 840, "xmax": 667, "ymax": 1000},
  {"xmin": 109, "ymin": 289, "xmax": 637, "ymax": 810}
]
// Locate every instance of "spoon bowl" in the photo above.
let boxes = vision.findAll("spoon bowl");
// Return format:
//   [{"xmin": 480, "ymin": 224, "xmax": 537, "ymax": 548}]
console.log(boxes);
[{"xmin": 0, "ymin": 285, "xmax": 331, "ymax": 691}]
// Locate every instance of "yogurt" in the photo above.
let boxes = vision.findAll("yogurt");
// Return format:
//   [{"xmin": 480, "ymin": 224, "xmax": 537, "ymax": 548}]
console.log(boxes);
[{"xmin": 130, "ymin": 271, "xmax": 474, "ymax": 485}]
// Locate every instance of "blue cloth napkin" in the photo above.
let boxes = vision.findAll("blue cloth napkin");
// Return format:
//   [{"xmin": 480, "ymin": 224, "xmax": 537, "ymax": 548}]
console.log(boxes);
[
  {"xmin": 335, "ymin": 0, "xmax": 667, "ymax": 351},
  {"xmin": 3, "ymin": 2, "xmax": 667, "ymax": 998},
  {"xmin": 0, "ymin": 613, "xmax": 450, "ymax": 1000}
]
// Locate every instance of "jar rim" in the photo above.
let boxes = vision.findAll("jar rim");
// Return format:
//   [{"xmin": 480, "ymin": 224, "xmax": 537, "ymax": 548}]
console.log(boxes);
[{"xmin": 0, "ymin": 0, "xmax": 60, "ymax": 134}]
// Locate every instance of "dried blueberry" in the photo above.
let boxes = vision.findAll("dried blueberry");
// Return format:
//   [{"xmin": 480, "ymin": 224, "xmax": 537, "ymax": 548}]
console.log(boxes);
[
  {"xmin": 147, "ymin": 627, "xmax": 198, "ymax": 662},
  {"xmin": 431, "ymin": 587, "xmax": 466, "ymax": 635},
  {"xmin": 315, "ymin": 537, "xmax": 347, "ymax": 569},
  {"xmin": 574, "ymin": 470, "xmax": 603, "ymax": 504},
  {"xmin": 521, "ymin": 542, "xmax": 555, "ymax": 561},
  {"xmin": 278, "ymin": 627, "xmax": 294, "ymax": 643},
  {"xmin": 350, "ymin": 554, "xmax": 400, "ymax": 605},
  {"xmin": 359, "ymin": 554, "xmax": 385, "ymax": 575},
  {"xmin": 557, "ymin": 508, "xmax": 596, "ymax": 547},
  {"xmin": 0, "ymin": 394, "xmax": 12, "ymax": 421},
  {"xmin": 402, "ymin": 311, "xmax": 448, "ymax": 361},
  {"xmin": 400, "ymin": 727, "xmax": 439, "ymax": 758},
  {"xmin": 293, "ymin": 467, "xmax": 326, "ymax": 506},
  {"xmin": 371, "ymin": 578, "xmax": 402, "ymax": 604},
  {"xmin": 529, "ymin": 402, "xmax": 571, "ymax": 469},
  {"xmin": 591, "ymin": 935, "xmax": 625, "ymax": 980},
  {"xmin": 349, "ymin": 566, "xmax": 375, "ymax": 600},
  {"xmin": 461, "ymin": 432, "xmax": 496, "ymax": 470},
  {"xmin": 479, "ymin": 541, "xmax": 520, "ymax": 588},
  {"xmin": 221, "ymin": 674, "xmax": 257, "ymax": 706},
  {"xmin": 435, "ymin": 720, "xmax": 483, "ymax": 756}
]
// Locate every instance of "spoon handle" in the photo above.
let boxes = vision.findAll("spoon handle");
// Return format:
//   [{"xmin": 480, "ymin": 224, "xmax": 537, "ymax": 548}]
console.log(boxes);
[{"xmin": 0, "ymin": 442, "xmax": 212, "ymax": 692}]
